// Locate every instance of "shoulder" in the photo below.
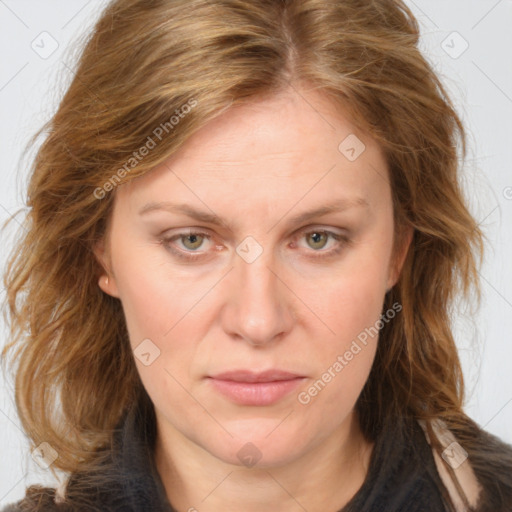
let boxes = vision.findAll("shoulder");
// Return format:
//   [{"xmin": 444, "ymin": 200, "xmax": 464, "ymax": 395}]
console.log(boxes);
[
  {"xmin": 419, "ymin": 418, "xmax": 512, "ymax": 512},
  {"xmin": 1, "ymin": 504, "xmax": 20, "ymax": 512},
  {"xmin": 0, "ymin": 485, "xmax": 67, "ymax": 512},
  {"xmin": 468, "ymin": 423, "xmax": 512, "ymax": 511}
]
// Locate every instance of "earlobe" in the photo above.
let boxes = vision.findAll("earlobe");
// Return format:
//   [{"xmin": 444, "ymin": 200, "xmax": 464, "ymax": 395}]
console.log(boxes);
[
  {"xmin": 97, "ymin": 273, "xmax": 120, "ymax": 298},
  {"xmin": 387, "ymin": 225, "xmax": 414, "ymax": 290},
  {"xmin": 93, "ymin": 239, "xmax": 120, "ymax": 298}
]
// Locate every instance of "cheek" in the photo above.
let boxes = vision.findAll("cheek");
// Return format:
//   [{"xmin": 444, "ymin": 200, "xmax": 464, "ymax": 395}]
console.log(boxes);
[
  {"xmin": 295, "ymin": 275, "xmax": 382, "ymax": 418},
  {"xmin": 110, "ymin": 238, "xmax": 202, "ymax": 341},
  {"xmin": 295, "ymin": 238, "xmax": 392, "ymax": 404},
  {"xmin": 306, "ymin": 246, "xmax": 392, "ymax": 342},
  {"xmin": 115, "ymin": 271, "xmax": 170, "ymax": 345},
  {"xmin": 113, "ymin": 263, "xmax": 200, "ymax": 413},
  {"xmin": 109, "ymin": 241, "xmax": 214, "ymax": 387}
]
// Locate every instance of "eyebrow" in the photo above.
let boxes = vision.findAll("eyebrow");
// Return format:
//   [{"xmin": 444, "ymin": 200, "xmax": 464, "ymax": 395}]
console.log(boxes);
[{"xmin": 138, "ymin": 197, "xmax": 369, "ymax": 231}]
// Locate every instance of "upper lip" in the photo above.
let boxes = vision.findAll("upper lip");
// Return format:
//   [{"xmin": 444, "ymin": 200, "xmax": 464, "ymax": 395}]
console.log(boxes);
[{"xmin": 209, "ymin": 370, "xmax": 304, "ymax": 383}]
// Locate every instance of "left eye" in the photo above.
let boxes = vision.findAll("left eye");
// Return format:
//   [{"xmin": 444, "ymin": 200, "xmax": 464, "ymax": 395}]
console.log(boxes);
[
  {"xmin": 293, "ymin": 229, "xmax": 349, "ymax": 258},
  {"xmin": 302, "ymin": 230, "xmax": 336, "ymax": 250}
]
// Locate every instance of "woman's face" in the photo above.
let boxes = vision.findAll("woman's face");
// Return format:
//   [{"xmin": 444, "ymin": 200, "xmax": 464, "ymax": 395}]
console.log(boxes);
[{"xmin": 97, "ymin": 88, "xmax": 409, "ymax": 468}]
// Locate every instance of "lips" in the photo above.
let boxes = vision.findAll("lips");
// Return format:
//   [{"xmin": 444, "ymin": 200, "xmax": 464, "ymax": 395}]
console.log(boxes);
[
  {"xmin": 207, "ymin": 369, "xmax": 305, "ymax": 406},
  {"xmin": 210, "ymin": 369, "xmax": 303, "ymax": 383}
]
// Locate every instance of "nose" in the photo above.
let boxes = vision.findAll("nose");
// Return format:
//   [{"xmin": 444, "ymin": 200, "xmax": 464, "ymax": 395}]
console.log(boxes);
[{"xmin": 220, "ymin": 246, "xmax": 295, "ymax": 347}]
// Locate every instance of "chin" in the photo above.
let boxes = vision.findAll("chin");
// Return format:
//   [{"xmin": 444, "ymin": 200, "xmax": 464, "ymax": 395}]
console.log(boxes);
[{"xmin": 195, "ymin": 420, "xmax": 312, "ymax": 469}]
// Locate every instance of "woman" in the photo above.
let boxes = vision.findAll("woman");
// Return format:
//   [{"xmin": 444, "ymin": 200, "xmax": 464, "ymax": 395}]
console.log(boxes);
[{"xmin": 2, "ymin": 0, "xmax": 512, "ymax": 510}]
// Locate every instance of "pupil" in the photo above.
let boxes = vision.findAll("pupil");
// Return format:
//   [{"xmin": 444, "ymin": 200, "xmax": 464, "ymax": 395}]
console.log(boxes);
[
  {"xmin": 184, "ymin": 234, "xmax": 202, "ymax": 249},
  {"xmin": 310, "ymin": 232, "xmax": 326, "ymax": 248}
]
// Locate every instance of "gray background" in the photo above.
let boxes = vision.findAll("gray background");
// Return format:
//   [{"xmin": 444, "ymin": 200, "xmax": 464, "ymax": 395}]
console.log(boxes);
[{"xmin": 1, "ymin": 0, "xmax": 511, "ymax": 505}]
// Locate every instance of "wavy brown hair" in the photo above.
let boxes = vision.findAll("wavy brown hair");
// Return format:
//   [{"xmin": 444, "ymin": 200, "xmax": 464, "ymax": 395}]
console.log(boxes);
[{"xmin": 3, "ymin": 0, "xmax": 510, "ymax": 509}]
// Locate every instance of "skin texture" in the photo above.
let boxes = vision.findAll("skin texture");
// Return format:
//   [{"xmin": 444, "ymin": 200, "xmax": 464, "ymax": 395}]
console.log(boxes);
[{"xmin": 95, "ymin": 87, "xmax": 412, "ymax": 512}]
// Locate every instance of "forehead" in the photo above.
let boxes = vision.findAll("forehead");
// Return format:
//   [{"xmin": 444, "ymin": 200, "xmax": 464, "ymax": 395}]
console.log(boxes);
[
  {"xmin": 167, "ymin": 89, "xmax": 373, "ymax": 169},
  {"xmin": 117, "ymin": 88, "xmax": 390, "ymax": 215}
]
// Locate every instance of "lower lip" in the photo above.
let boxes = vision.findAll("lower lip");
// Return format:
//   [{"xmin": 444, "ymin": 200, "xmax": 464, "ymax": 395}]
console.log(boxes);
[{"xmin": 208, "ymin": 377, "xmax": 305, "ymax": 406}]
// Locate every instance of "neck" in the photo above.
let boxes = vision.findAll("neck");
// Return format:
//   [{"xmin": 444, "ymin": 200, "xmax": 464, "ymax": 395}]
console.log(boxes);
[{"xmin": 154, "ymin": 410, "xmax": 374, "ymax": 512}]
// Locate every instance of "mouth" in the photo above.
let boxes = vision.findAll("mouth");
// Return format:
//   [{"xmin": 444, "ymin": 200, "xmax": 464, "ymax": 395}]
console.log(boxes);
[{"xmin": 207, "ymin": 369, "xmax": 306, "ymax": 406}]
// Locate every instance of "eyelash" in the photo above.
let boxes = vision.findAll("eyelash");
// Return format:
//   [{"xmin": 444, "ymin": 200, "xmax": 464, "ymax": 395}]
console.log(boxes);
[{"xmin": 159, "ymin": 229, "xmax": 350, "ymax": 262}]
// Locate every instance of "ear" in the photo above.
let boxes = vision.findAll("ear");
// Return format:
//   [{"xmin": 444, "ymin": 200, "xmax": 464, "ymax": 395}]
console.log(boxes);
[
  {"xmin": 93, "ymin": 237, "xmax": 120, "ymax": 298},
  {"xmin": 386, "ymin": 224, "xmax": 413, "ymax": 291}
]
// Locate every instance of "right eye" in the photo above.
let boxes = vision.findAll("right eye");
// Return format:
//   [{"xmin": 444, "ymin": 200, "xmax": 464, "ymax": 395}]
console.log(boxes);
[{"xmin": 159, "ymin": 230, "xmax": 214, "ymax": 260}]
